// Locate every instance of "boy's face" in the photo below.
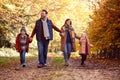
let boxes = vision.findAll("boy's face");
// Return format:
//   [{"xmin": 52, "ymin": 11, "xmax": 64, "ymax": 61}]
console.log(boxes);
[{"xmin": 21, "ymin": 30, "xmax": 26, "ymax": 35}]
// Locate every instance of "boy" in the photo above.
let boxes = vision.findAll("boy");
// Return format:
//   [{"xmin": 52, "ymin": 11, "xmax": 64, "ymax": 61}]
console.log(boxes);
[{"xmin": 15, "ymin": 27, "xmax": 31, "ymax": 67}]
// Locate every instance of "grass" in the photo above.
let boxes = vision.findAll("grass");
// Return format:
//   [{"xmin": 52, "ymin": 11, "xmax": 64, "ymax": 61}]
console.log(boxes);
[
  {"xmin": 0, "ymin": 57, "xmax": 19, "ymax": 68},
  {"xmin": 52, "ymin": 55, "xmax": 64, "ymax": 66},
  {"xmin": 0, "ymin": 57, "xmax": 19, "ymax": 63},
  {"xmin": 0, "ymin": 56, "xmax": 37, "ymax": 69}
]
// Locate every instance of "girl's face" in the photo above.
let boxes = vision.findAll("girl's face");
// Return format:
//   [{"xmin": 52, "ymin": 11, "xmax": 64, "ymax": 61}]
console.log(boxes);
[
  {"xmin": 81, "ymin": 33, "xmax": 86, "ymax": 38},
  {"xmin": 21, "ymin": 30, "xmax": 26, "ymax": 35},
  {"xmin": 66, "ymin": 20, "xmax": 71, "ymax": 26}
]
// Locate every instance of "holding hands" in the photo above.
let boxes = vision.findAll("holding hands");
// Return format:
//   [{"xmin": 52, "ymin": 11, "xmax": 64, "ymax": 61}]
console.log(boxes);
[{"xmin": 29, "ymin": 37, "xmax": 33, "ymax": 42}]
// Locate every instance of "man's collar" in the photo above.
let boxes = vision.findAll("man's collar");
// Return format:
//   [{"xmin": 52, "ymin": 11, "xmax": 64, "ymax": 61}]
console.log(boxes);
[{"xmin": 41, "ymin": 17, "xmax": 48, "ymax": 21}]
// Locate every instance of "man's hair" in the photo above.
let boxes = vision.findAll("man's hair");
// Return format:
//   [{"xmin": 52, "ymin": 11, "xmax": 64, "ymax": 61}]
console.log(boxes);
[{"xmin": 42, "ymin": 9, "xmax": 48, "ymax": 14}]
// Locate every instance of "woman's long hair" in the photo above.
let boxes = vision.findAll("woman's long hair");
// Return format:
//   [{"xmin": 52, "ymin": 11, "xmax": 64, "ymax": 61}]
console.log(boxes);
[{"xmin": 64, "ymin": 19, "xmax": 72, "ymax": 25}]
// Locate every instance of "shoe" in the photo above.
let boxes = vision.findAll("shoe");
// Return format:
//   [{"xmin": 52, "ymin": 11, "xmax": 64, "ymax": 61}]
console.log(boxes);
[
  {"xmin": 81, "ymin": 61, "xmax": 84, "ymax": 65},
  {"xmin": 21, "ymin": 63, "xmax": 26, "ymax": 68},
  {"xmin": 37, "ymin": 64, "xmax": 44, "ymax": 68},
  {"xmin": 43, "ymin": 64, "xmax": 47, "ymax": 67},
  {"xmin": 81, "ymin": 63, "xmax": 84, "ymax": 65},
  {"xmin": 81, "ymin": 63, "xmax": 86, "ymax": 67},
  {"xmin": 22, "ymin": 64, "xmax": 26, "ymax": 67},
  {"xmin": 64, "ymin": 63, "xmax": 69, "ymax": 66}
]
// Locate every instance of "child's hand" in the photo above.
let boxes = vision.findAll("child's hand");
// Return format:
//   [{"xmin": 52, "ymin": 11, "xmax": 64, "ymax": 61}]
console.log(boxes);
[
  {"xmin": 90, "ymin": 44, "xmax": 93, "ymax": 47},
  {"xmin": 16, "ymin": 50, "xmax": 19, "ymax": 52}
]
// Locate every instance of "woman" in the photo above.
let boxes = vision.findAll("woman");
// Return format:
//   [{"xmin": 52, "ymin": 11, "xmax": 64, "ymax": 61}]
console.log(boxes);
[
  {"xmin": 79, "ymin": 32, "xmax": 92, "ymax": 66},
  {"xmin": 60, "ymin": 19, "xmax": 80, "ymax": 66}
]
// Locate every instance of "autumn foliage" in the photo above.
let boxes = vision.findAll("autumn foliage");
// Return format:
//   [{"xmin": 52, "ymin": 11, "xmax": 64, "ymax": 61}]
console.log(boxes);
[
  {"xmin": 88, "ymin": 0, "xmax": 120, "ymax": 59},
  {"xmin": 0, "ymin": 0, "xmax": 120, "ymax": 59}
]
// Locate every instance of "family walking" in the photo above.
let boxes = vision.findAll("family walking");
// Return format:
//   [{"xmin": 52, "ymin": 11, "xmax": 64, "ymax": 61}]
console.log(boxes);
[{"xmin": 15, "ymin": 9, "xmax": 92, "ymax": 68}]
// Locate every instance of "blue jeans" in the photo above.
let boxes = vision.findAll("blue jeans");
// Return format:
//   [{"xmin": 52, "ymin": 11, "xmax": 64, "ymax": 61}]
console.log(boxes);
[
  {"xmin": 20, "ymin": 50, "xmax": 26, "ymax": 65},
  {"xmin": 37, "ymin": 40, "xmax": 49, "ymax": 65},
  {"xmin": 64, "ymin": 43, "xmax": 72, "ymax": 64}
]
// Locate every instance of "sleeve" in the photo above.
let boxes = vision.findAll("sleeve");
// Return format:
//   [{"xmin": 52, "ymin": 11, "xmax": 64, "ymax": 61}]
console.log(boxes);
[
  {"xmin": 72, "ymin": 28, "xmax": 80, "ymax": 39},
  {"xmin": 86, "ymin": 35, "xmax": 90, "ymax": 45},
  {"xmin": 59, "ymin": 26, "xmax": 65, "ymax": 37},
  {"xmin": 15, "ymin": 35, "xmax": 19, "ymax": 51},
  {"xmin": 51, "ymin": 21, "xmax": 62, "ymax": 33},
  {"xmin": 31, "ymin": 21, "xmax": 37, "ymax": 37},
  {"xmin": 27, "ymin": 34, "xmax": 32, "ymax": 43},
  {"xmin": 61, "ymin": 26, "xmax": 65, "ymax": 31},
  {"xmin": 75, "ymin": 33, "xmax": 81, "ymax": 40}
]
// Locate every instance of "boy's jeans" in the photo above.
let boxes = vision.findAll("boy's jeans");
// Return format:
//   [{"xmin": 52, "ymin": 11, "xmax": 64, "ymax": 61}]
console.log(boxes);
[{"xmin": 20, "ymin": 50, "xmax": 26, "ymax": 65}]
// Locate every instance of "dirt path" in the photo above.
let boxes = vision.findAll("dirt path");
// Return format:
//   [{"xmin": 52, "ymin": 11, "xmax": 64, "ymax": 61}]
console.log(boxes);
[{"xmin": 0, "ymin": 56, "xmax": 120, "ymax": 80}]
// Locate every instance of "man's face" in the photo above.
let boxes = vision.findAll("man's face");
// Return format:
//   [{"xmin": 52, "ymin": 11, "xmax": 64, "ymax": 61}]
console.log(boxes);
[{"xmin": 41, "ymin": 11, "xmax": 47, "ymax": 19}]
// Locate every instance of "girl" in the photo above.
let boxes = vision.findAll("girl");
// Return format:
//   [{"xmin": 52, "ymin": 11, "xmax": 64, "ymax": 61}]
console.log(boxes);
[
  {"xmin": 15, "ymin": 27, "xmax": 31, "ymax": 67},
  {"xmin": 79, "ymin": 32, "xmax": 92, "ymax": 66}
]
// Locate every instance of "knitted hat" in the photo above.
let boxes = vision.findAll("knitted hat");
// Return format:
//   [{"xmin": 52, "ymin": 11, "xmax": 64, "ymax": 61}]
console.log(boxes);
[{"xmin": 20, "ymin": 26, "xmax": 26, "ymax": 32}]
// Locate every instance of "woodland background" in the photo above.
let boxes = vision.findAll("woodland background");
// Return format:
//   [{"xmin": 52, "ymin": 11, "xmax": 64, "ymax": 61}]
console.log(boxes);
[{"xmin": 0, "ymin": 0, "xmax": 120, "ymax": 59}]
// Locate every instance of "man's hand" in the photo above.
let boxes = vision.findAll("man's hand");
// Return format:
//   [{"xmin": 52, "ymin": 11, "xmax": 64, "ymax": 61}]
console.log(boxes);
[
  {"xmin": 29, "ymin": 37, "xmax": 33, "ymax": 42},
  {"xmin": 59, "ymin": 32, "xmax": 64, "ymax": 37}
]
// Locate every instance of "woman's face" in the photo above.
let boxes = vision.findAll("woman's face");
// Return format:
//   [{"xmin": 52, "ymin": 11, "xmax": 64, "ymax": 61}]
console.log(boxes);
[{"xmin": 66, "ymin": 20, "xmax": 71, "ymax": 25}]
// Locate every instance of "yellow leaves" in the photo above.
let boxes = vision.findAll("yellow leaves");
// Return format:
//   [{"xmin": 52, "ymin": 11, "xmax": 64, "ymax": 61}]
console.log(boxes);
[
  {"xmin": 88, "ymin": 0, "xmax": 120, "ymax": 52},
  {"xmin": 5, "ymin": 4, "xmax": 15, "ymax": 11},
  {"xmin": 0, "ymin": 0, "xmax": 97, "ymax": 48}
]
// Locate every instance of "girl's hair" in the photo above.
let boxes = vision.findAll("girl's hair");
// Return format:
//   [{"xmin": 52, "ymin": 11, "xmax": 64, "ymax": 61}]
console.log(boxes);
[{"xmin": 64, "ymin": 19, "xmax": 72, "ymax": 25}]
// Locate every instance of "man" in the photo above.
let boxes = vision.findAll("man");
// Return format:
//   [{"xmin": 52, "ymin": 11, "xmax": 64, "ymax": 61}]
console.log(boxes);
[{"xmin": 30, "ymin": 9, "xmax": 62, "ymax": 68}]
